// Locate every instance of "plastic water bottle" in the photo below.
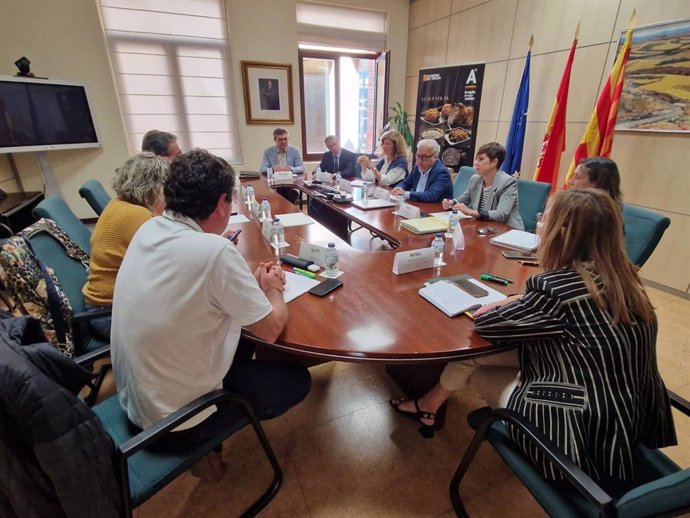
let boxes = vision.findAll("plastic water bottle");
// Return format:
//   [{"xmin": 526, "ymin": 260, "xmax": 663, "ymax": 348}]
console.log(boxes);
[
  {"xmin": 448, "ymin": 210, "xmax": 461, "ymax": 233},
  {"xmin": 260, "ymin": 197, "xmax": 271, "ymax": 221},
  {"xmin": 395, "ymin": 193, "xmax": 404, "ymax": 213},
  {"xmin": 267, "ymin": 167, "xmax": 274, "ymax": 185},
  {"xmin": 245, "ymin": 185, "xmax": 255, "ymax": 205},
  {"xmin": 361, "ymin": 181, "xmax": 369, "ymax": 205},
  {"xmin": 432, "ymin": 232, "xmax": 445, "ymax": 266},
  {"xmin": 335, "ymin": 172, "xmax": 342, "ymax": 187},
  {"xmin": 324, "ymin": 242, "xmax": 339, "ymax": 277},
  {"xmin": 270, "ymin": 217, "xmax": 284, "ymax": 247}
]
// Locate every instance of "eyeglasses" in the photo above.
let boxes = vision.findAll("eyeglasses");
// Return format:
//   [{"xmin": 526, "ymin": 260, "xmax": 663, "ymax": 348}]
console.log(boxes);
[{"xmin": 415, "ymin": 154, "xmax": 434, "ymax": 160}]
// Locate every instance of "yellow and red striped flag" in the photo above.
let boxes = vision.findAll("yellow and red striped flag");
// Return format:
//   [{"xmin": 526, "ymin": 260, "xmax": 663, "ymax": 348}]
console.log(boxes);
[
  {"xmin": 533, "ymin": 33, "xmax": 578, "ymax": 189},
  {"xmin": 564, "ymin": 15, "xmax": 636, "ymax": 188}
]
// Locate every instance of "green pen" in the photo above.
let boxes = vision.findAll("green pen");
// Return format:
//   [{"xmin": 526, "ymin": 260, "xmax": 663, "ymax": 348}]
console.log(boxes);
[
  {"xmin": 480, "ymin": 272, "xmax": 512, "ymax": 286},
  {"xmin": 293, "ymin": 267, "xmax": 316, "ymax": 279}
]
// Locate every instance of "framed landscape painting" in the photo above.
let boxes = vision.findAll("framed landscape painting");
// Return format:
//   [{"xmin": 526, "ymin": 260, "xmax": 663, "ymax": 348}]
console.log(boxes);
[
  {"xmin": 615, "ymin": 18, "xmax": 690, "ymax": 132},
  {"xmin": 241, "ymin": 61, "xmax": 294, "ymax": 125}
]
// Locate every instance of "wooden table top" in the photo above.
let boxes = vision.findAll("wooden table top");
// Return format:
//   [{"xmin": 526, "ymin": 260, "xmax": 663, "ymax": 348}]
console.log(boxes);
[{"xmin": 233, "ymin": 178, "xmax": 534, "ymax": 364}]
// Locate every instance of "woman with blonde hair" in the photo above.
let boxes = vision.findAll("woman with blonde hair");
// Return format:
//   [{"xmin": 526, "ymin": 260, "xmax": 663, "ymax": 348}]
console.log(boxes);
[
  {"xmin": 83, "ymin": 151, "xmax": 170, "ymax": 338},
  {"xmin": 391, "ymin": 189, "xmax": 675, "ymax": 483},
  {"xmin": 357, "ymin": 130, "xmax": 409, "ymax": 187}
]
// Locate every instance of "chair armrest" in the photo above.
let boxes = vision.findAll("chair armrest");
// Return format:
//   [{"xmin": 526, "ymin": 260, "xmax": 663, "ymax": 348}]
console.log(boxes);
[
  {"xmin": 72, "ymin": 308, "xmax": 112, "ymax": 324},
  {"xmin": 74, "ymin": 344, "xmax": 111, "ymax": 366},
  {"xmin": 118, "ymin": 389, "xmax": 255, "ymax": 458},
  {"xmin": 476, "ymin": 408, "xmax": 614, "ymax": 513},
  {"xmin": 669, "ymin": 390, "xmax": 690, "ymax": 418}
]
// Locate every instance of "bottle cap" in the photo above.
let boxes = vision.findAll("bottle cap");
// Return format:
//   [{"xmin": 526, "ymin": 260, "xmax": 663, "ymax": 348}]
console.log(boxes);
[
  {"xmin": 435, "ymin": 233, "xmax": 443, "ymax": 237},
  {"xmin": 328, "ymin": 242, "xmax": 335, "ymax": 247}
]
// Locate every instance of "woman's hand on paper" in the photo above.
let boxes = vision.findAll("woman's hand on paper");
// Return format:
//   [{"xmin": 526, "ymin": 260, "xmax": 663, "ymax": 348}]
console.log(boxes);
[{"xmin": 473, "ymin": 294, "xmax": 523, "ymax": 318}]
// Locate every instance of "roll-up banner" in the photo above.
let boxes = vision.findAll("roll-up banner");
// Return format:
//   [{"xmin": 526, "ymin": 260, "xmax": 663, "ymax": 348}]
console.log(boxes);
[{"xmin": 414, "ymin": 64, "xmax": 485, "ymax": 172}]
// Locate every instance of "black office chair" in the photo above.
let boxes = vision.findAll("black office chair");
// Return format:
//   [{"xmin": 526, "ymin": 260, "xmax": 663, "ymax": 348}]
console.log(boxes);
[
  {"xmin": 450, "ymin": 392, "xmax": 690, "ymax": 517},
  {"xmin": 79, "ymin": 179, "xmax": 112, "ymax": 216}
]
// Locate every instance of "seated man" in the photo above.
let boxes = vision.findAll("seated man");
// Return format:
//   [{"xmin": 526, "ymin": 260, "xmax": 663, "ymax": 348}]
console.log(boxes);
[
  {"xmin": 319, "ymin": 135, "xmax": 356, "ymax": 178},
  {"xmin": 111, "ymin": 149, "xmax": 311, "ymax": 479},
  {"xmin": 259, "ymin": 128, "xmax": 305, "ymax": 174},
  {"xmin": 141, "ymin": 129, "xmax": 181, "ymax": 161},
  {"xmin": 391, "ymin": 139, "xmax": 453, "ymax": 203}
]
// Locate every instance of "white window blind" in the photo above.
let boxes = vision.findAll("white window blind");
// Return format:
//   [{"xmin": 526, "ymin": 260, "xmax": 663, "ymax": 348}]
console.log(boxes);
[
  {"xmin": 296, "ymin": 2, "xmax": 387, "ymax": 51},
  {"xmin": 98, "ymin": 0, "xmax": 242, "ymax": 163}
]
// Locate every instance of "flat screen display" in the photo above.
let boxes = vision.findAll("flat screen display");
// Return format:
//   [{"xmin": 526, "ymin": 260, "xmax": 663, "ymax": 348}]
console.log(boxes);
[{"xmin": 0, "ymin": 76, "xmax": 100, "ymax": 153}]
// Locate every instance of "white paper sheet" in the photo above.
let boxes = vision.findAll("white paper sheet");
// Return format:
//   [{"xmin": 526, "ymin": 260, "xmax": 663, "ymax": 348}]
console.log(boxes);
[
  {"xmin": 283, "ymin": 271, "xmax": 320, "ymax": 303},
  {"xmin": 274, "ymin": 212, "xmax": 315, "ymax": 227},
  {"xmin": 228, "ymin": 214, "xmax": 250, "ymax": 224}
]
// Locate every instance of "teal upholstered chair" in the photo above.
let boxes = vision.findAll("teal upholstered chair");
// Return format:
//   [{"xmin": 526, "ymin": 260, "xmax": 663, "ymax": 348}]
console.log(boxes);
[
  {"xmin": 453, "ymin": 166, "xmax": 475, "ymax": 199},
  {"xmin": 32, "ymin": 195, "xmax": 92, "ymax": 253},
  {"xmin": 90, "ymin": 389, "xmax": 282, "ymax": 517},
  {"xmin": 450, "ymin": 392, "xmax": 690, "ymax": 518},
  {"xmin": 79, "ymin": 179, "xmax": 112, "ymax": 216},
  {"xmin": 622, "ymin": 203, "xmax": 671, "ymax": 267},
  {"xmin": 517, "ymin": 179, "xmax": 551, "ymax": 232}
]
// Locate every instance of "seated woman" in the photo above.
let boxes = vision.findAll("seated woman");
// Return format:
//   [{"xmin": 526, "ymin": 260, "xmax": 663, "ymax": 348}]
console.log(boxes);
[
  {"xmin": 569, "ymin": 156, "xmax": 622, "ymax": 206},
  {"xmin": 391, "ymin": 188, "xmax": 675, "ymax": 482},
  {"xmin": 82, "ymin": 152, "xmax": 170, "ymax": 339},
  {"xmin": 357, "ymin": 130, "xmax": 409, "ymax": 187},
  {"xmin": 442, "ymin": 142, "xmax": 524, "ymax": 230}
]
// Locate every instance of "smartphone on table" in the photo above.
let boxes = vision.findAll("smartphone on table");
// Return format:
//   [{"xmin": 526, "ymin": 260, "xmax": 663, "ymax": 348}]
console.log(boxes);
[
  {"xmin": 309, "ymin": 278, "xmax": 343, "ymax": 297},
  {"xmin": 453, "ymin": 278, "xmax": 489, "ymax": 298},
  {"xmin": 501, "ymin": 251, "xmax": 538, "ymax": 260}
]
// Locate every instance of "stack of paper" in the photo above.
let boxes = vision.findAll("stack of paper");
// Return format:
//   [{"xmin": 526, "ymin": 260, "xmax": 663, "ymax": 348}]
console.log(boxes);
[
  {"xmin": 419, "ymin": 278, "xmax": 507, "ymax": 317},
  {"xmin": 400, "ymin": 216, "xmax": 447, "ymax": 235},
  {"xmin": 490, "ymin": 229, "xmax": 539, "ymax": 252}
]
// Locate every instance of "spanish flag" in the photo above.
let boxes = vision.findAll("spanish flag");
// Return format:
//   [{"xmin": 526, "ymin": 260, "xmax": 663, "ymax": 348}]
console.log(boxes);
[
  {"xmin": 533, "ymin": 35, "xmax": 577, "ymax": 188},
  {"xmin": 564, "ymin": 18, "xmax": 635, "ymax": 187}
]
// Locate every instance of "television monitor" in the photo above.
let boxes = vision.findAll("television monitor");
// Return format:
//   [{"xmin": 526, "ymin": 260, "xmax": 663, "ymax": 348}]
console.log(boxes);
[{"xmin": 0, "ymin": 76, "xmax": 101, "ymax": 153}]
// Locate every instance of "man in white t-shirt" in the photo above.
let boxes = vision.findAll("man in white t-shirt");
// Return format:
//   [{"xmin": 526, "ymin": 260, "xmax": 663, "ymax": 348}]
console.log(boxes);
[{"xmin": 111, "ymin": 149, "xmax": 311, "ymax": 480}]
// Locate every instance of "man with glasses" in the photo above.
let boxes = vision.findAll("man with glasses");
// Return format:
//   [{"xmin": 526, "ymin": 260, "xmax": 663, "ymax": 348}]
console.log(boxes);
[{"xmin": 391, "ymin": 139, "xmax": 452, "ymax": 203}]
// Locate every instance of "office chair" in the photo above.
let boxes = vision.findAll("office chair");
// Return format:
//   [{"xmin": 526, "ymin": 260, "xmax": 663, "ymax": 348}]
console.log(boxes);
[
  {"xmin": 32, "ymin": 195, "xmax": 92, "ymax": 253},
  {"xmin": 453, "ymin": 166, "xmax": 475, "ymax": 199},
  {"xmin": 79, "ymin": 179, "xmax": 112, "ymax": 216},
  {"xmin": 622, "ymin": 203, "xmax": 671, "ymax": 267},
  {"xmin": 0, "ymin": 329, "xmax": 283, "ymax": 518},
  {"xmin": 450, "ymin": 392, "xmax": 690, "ymax": 518},
  {"xmin": 517, "ymin": 179, "xmax": 551, "ymax": 232}
]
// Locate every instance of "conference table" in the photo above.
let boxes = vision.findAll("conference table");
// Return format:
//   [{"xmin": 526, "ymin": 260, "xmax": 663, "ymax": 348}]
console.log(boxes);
[{"xmin": 234, "ymin": 175, "xmax": 533, "ymax": 367}]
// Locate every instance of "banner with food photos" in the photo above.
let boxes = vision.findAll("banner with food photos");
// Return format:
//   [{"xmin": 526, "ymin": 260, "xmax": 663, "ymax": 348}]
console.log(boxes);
[{"xmin": 414, "ymin": 64, "xmax": 485, "ymax": 172}]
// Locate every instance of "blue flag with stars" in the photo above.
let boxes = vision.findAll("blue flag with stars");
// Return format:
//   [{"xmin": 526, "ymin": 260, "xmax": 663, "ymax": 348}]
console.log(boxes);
[{"xmin": 500, "ymin": 50, "xmax": 530, "ymax": 176}]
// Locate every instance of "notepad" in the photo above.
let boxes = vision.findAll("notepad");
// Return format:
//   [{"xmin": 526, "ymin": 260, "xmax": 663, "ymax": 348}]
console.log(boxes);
[
  {"xmin": 351, "ymin": 198, "xmax": 395, "ymax": 210},
  {"xmin": 418, "ymin": 278, "xmax": 507, "ymax": 317},
  {"xmin": 490, "ymin": 229, "xmax": 540, "ymax": 252},
  {"xmin": 400, "ymin": 216, "xmax": 448, "ymax": 235}
]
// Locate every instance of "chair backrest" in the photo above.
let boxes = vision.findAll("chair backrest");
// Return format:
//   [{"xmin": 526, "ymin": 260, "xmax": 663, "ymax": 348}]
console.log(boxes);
[
  {"xmin": 517, "ymin": 179, "xmax": 551, "ymax": 232},
  {"xmin": 453, "ymin": 166, "xmax": 475, "ymax": 198},
  {"xmin": 79, "ymin": 179, "xmax": 112, "ymax": 216},
  {"xmin": 32, "ymin": 196, "xmax": 92, "ymax": 253},
  {"xmin": 622, "ymin": 203, "xmax": 671, "ymax": 267}
]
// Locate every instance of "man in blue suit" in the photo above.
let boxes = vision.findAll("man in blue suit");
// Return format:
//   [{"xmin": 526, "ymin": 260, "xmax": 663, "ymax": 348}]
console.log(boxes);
[
  {"xmin": 392, "ymin": 139, "xmax": 452, "ymax": 203},
  {"xmin": 319, "ymin": 135, "xmax": 357, "ymax": 178},
  {"xmin": 260, "ymin": 128, "xmax": 305, "ymax": 174}
]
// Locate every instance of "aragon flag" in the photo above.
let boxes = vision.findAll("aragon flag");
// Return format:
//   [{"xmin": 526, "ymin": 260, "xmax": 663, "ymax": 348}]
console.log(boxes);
[
  {"xmin": 533, "ymin": 36, "xmax": 577, "ymax": 189},
  {"xmin": 563, "ymin": 21, "xmax": 635, "ymax": 188}
]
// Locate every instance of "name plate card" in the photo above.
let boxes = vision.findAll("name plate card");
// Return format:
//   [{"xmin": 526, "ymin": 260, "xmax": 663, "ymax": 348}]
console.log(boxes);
[
  {"xmin": 392, "ymin": 247, "xmax": 435, "ymax": 275},
  {"xmin": 453, "ymin": 223, "xmax": 465, "ymax": 250},
  {"xmin": 273, "ymin": 170, "xmax": 293, "ymax": 184},
  {"xmin": 373, "ymin": 187, "xmax": 390, "ymax": 200},
  {"xmin": 299, "ymin": 242, "xmax": 329, "ymax": 268},
  {"xmin": 338, "ymin": 179, "xmax": 353, "ymax": 193},
  {"xmin": 396, "ymin": 203, "xmax": 421, "ymax": 219},
  {"xmin": 251, "ymin": 200, "xmax": 261, "ymax": 218},
  {"xmin": 315, "ymin": 171, "xmax": 334, "ymax": 184}
]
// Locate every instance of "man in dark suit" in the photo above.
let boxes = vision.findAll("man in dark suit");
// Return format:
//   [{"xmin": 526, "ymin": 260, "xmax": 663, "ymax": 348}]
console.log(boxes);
[
  {"xmin": 319, "ymin": 135, "xmax": 357, "ymax": 178},
  {"xmin": 392, "ymin": 139, "xmax": 453, "ymax": 203}
]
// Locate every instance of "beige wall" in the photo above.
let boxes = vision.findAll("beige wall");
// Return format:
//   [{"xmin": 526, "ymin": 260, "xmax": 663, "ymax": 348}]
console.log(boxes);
[
  {"xmin": 0, "ymin": 0, "xmax": 408, "ymax": 218},
  {"xmin": 407, "ymin": 0, "xmax": 690, "ymax": 293}
]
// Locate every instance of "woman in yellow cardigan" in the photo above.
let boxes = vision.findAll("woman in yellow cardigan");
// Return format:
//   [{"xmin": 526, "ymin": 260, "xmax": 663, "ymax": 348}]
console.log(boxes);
[{"xmin": 83, "ymin": 152, "xmax": 169, "ymax": 339}]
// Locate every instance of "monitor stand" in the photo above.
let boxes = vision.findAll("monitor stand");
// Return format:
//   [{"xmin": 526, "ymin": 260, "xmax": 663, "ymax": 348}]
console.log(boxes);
[{"xmin": 35, "ymin": 151, "xmax": 63, "ymax": 197}]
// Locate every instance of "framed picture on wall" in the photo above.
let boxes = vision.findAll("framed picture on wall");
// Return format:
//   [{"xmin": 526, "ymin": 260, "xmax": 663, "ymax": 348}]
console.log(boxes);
[
  {"xmin": 241, "ymin": 61, "xmax": 294, "ymax": 125},
  {"xmin": 615, "ymin": 18, "xmax": 690, "ymax": 132}
]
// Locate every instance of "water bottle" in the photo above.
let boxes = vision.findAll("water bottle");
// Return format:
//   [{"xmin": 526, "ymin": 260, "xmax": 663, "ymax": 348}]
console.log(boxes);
[
  {"xmin": 361, "ymin": 181, "xmax": 369, "ymax": 205},
  {"xmin": 245, "ymin": 185, "xmax": 255, "ymax": 205},
  {"xmin": 267, "ymin": 167, "xmax": 274, "ymax": 184},
  {"xmin": 395, "ymin": 193, "xmax": 404, "ymax": 213},
  {"xmin": 335, "ymin": 172, "xmax": 342, "ymax": 187},
  {"xmin": 324, "ymin": 242, "xmax": 339, "ymax": 277},
  {"xmin": 260, "ymin": 197, "xmax": 271, "ymax": 221},
  {"xmin": 448, "ymin": 210, "xmax": 461, "ymax": 233},
  {"xmin": 270, "ymin": 217, "xmax": 284, "ymax": 247},
  {"xmin": 432, "ymin": 232, "xmax": 445, "ymax": 266}
]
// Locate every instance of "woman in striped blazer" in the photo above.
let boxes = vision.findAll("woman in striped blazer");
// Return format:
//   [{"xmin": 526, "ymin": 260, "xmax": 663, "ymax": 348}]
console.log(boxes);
[{"xmin": 391, "ymin": 188, "xmax": 675, "ymax": 481}]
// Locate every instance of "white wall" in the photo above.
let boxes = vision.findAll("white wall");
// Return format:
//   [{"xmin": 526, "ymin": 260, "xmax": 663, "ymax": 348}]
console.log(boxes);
[{"xmin": 406, "ymin": 0, "xmax": 690, "ymax": 293}]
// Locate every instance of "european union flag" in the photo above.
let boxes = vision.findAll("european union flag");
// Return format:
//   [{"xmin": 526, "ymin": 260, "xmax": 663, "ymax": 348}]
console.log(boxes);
[{"xmin": 500, "ymin": 50, "xmax": 530, "ymax": 176}]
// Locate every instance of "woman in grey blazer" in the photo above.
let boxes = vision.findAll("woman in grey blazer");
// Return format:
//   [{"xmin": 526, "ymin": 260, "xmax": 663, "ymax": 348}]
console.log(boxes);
[{"xmin": 443, "ymin": 142, "xmax": 524, "ymax": 230}]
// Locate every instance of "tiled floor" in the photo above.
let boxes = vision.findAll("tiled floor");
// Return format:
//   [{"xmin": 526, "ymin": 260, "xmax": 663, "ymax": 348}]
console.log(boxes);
[{"xmin": 133, "ymin": 286, "xmax": 689, "ymax": 518}]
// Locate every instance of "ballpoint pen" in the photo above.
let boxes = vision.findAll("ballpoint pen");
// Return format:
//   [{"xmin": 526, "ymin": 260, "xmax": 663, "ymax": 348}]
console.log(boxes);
[{"xmin": 518, "ymin": 260, "xmax": 540, "ymax": 267}]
